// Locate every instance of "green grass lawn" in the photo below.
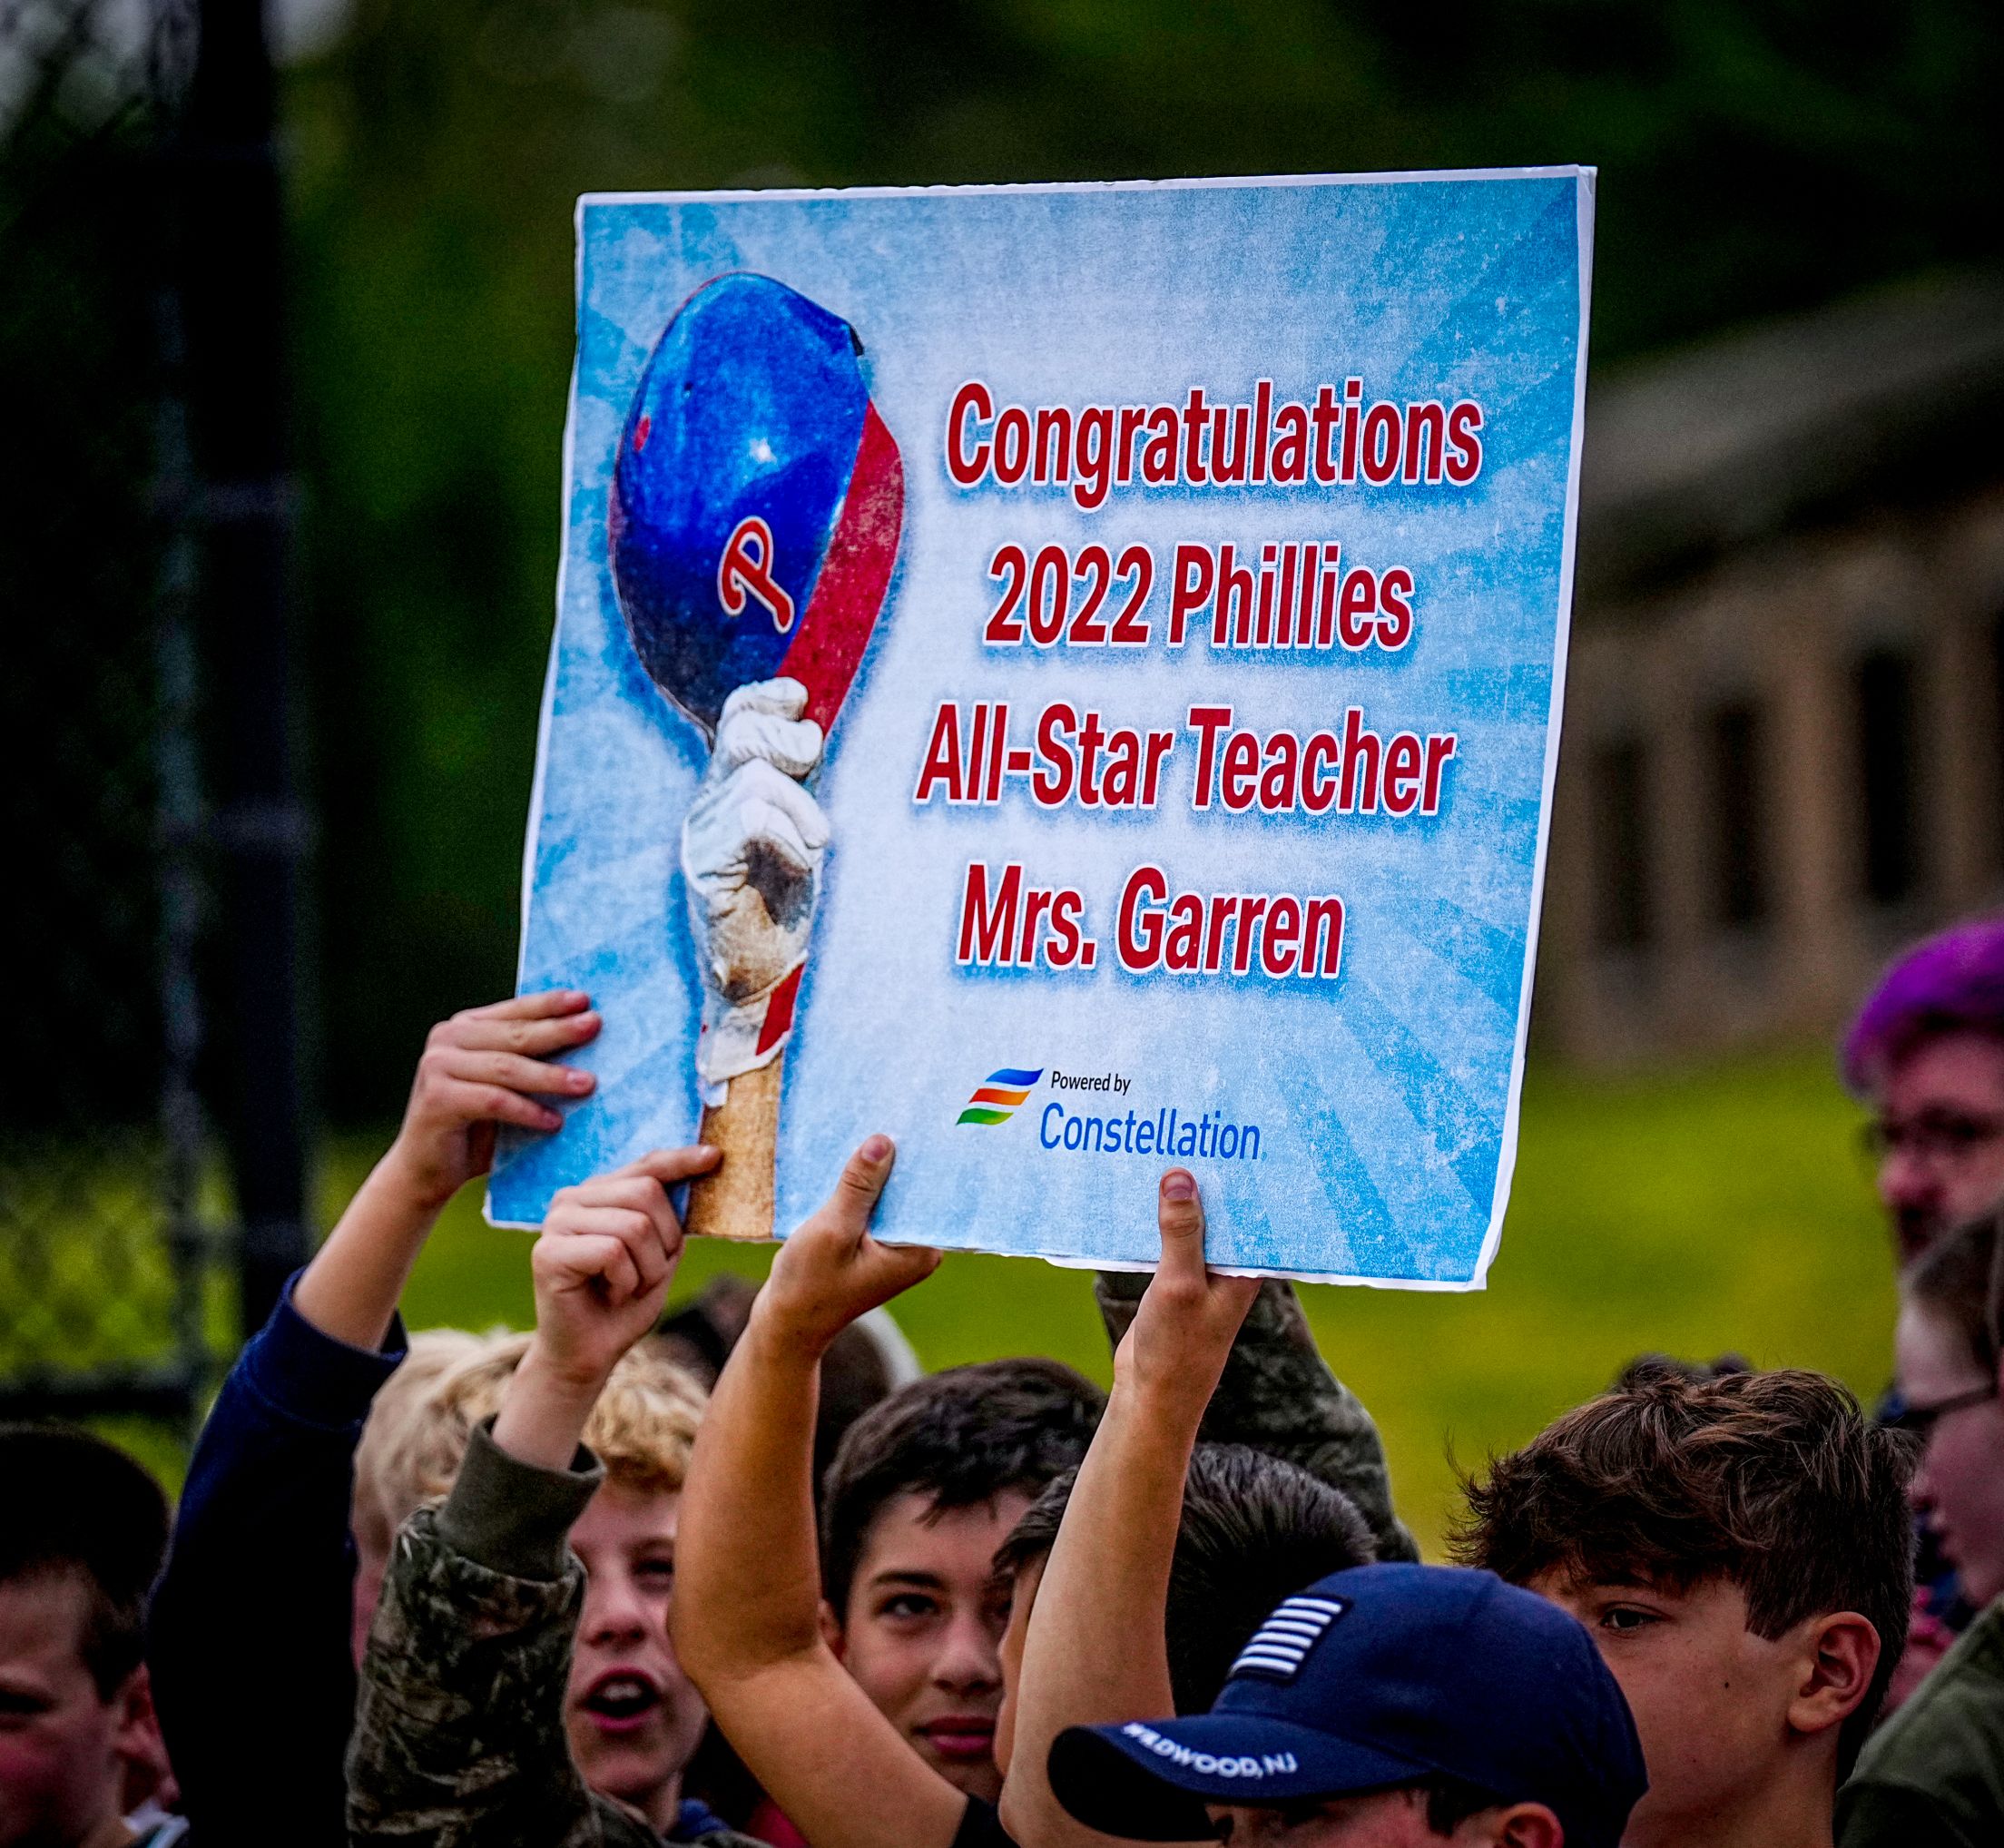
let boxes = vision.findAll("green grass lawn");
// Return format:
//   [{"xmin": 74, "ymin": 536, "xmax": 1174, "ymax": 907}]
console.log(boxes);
[{"xmin": 340, "ymin": 1045, "xmax": 1895, "ymax": 1558}]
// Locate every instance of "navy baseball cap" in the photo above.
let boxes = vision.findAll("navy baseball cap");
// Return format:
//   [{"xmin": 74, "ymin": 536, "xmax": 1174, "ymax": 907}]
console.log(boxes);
[{"xmin": 1048, "ymin": 1564, "xmax": 1646, "ymax": 1845}]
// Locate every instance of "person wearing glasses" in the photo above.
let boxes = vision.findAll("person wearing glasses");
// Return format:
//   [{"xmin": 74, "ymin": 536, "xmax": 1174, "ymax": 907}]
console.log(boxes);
[
  {"xmin": 1838, "ymin": 1211, "xmax": 2004, "ymax": 1847},
  {"xmin": 1845, "ymin": 917, "xmax": 2004, "ymax": 1266},
  {"xmin": 1843, "ymin": 915, "xmax": 2004, "ymax": 1704}
]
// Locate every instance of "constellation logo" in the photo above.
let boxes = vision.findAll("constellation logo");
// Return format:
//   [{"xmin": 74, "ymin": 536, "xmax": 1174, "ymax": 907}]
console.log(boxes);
[{"xmin": 957, "ymin": 1068, "xmax": 1044, "ymax": 1126}]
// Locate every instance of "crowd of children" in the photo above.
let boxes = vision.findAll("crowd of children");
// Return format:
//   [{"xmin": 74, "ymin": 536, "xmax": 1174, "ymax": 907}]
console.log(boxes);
[{"xmin": 7, "ymin": 919, "xmax": 2004, "ymax": 1848}]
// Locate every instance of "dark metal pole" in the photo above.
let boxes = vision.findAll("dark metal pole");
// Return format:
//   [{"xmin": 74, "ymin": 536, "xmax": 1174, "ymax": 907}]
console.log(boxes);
[{"xmin": 179, "ymin": 0, "xmax": 311, "ymax": 1335}]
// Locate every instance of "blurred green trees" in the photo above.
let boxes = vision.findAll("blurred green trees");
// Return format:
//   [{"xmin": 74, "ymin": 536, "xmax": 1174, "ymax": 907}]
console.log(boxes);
[{"xmin": 285, "ymin": 0, "xmax": 2004, "ymax": 1116}]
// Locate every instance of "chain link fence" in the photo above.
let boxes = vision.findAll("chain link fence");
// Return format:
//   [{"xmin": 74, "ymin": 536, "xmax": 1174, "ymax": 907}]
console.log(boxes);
[{"xmin": 1, "ymin": 0, "xmax": 214, "ymax": 1431}]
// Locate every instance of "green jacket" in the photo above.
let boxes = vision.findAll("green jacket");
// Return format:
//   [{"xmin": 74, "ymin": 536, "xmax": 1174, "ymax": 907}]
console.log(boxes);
[
  {"xmin": 1837, "ymin": 1595, "xmax": 2004, "ymax": 1848},
  {"xmin": 345, "ymin": 1420, "xmax": 763, "ymax": 1848}
]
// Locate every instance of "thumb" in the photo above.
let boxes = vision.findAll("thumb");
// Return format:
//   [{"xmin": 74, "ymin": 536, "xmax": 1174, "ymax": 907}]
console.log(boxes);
[
  {"xmin": 825, "ymin": 1134, "xmax": 897, "ymax": 1238},
  {"xmin": 1157, "ymin": 1168, "xmax": 1207, "ymax": 1279},
  {"xmin": 868, "ymin": 1239, "xmax": 945, "ymax": 1296}
]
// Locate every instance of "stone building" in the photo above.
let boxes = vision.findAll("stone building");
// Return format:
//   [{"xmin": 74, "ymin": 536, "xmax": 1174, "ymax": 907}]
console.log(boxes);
[{"xmin": 1540, "ymin": 272, "xmax": 2004, "ymax": 1061}]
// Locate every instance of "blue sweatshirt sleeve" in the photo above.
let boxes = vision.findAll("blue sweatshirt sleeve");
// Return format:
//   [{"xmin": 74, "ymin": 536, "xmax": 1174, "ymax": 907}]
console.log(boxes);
[{"xmin": 149, "ymin": 1272, "xmax": 405, "ymax": 1848}]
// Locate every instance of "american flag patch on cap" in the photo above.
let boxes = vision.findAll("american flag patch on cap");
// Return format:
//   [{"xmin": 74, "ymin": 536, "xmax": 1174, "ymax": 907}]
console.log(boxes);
[{"xmin": 1228, "ymin": 1595, "xmax": 1348, "ymax": 1681}]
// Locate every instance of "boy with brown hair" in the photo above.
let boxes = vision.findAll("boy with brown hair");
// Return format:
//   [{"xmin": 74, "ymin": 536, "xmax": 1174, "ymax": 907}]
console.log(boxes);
[
  {"xmin": 0, "ymin": 1424, "xmax": 176, "ymax": 1848},
  {"xmin": 1454, "ymin": 1361, "xmax": 1913, "ymax": 1848},
  {"xmin": 673, "ymin": 1148, "xmax": 1391, "ymax": 1848},
  {"xmin": 810, "ymin": 1356, "xmax": 1106, "ymax": 1804}
]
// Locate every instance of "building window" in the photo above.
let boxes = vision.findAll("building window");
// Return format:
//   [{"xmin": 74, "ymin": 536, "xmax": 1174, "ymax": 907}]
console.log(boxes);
[
  {"xmin": 1855, "ymin": 648, "xmax": 1920, "ymax": 905},
  {"xmin": 1708, "ymin": 702, "xmax": 1767, "ymax": 928},
  {"xmin": 1592, "ymin": 736, "xmax": 1652, "ymax": 949}
]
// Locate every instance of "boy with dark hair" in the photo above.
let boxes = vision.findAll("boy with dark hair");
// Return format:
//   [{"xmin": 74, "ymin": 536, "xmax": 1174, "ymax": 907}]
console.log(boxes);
[
  {"xmin": 820, "ymin": 1358, "xmax": 1105, "ymax": 1625},
  {"xmin": 674, "ymin": 1151, "xmax": 1389, "ymax": 1848},
  {"xmin": 147, "ymin": 989, "xmax": 621, "ymax": 1848},
  {"xmin": 814, "ymin": 1358, "xmax": 1105, "ymax": 1801},
  {"xmin": 808, "ymin": 1291, "xmax": 1410, "ymax": 1813},
  {"xmin": 994, "ymin": 1445, "xmax": 1375, "ymax": 1717},
  {"xmin": 1000, "ymin": 1171, "xmax": 1387, "ymax": 1848},
  {"xmin": 0, "ymin": 1423, "xmax": 177, "ymax": 1848},
  {"xmin": 1454, "ymin": 1362, "xmax": 1912, "ymax": 1848}
]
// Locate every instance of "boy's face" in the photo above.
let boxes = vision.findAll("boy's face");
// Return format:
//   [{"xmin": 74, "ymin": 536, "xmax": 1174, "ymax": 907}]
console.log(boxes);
[
  {"xmin": 1899, "ymin": 1302, "xmax": 2004, "ymax": 1605},
  {"xmin": 0, "ymin": 1571, "xmax": 146, "ymax": 1848},
  {"xmin": 1528, "ymin": 1570, "xmax": 1816, "ymax": 1847},
  {"xmin": 565, "ymin": 1478, "xmax": 708, "ymax": 1834},
  {"xmin": 831, "ymin": 1488, "xmax": 1030, "ymax": 1804}
]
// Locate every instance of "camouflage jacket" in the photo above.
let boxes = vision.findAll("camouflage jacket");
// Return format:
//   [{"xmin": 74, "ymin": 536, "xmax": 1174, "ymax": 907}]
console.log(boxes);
[
  {"xmin": 1094, "ymin": 1273, "xmax": 1419, "ymax": 1563},
  {"xmin": 346, "ymin": 1421, "xmax": 763, "ymax": 1848}
]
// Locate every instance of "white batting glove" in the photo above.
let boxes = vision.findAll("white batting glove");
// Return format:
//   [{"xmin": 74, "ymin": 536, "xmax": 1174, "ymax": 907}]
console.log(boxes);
[{"xmin": 682, "ymin": 678, "xmax": 829, "ymax": 1101}]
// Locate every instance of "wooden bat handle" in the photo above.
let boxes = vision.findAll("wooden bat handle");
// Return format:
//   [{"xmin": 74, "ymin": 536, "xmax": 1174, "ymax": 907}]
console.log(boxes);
[{"xmin": 684, "ymin": 1054, "xmax": 784, "ymax": 1240}]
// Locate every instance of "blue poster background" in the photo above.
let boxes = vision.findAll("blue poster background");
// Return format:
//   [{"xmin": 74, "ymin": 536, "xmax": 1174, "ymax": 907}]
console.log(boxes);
[{"xmin": 489, "ymin": 171, "xmax": 1594, "ymax": 1287}]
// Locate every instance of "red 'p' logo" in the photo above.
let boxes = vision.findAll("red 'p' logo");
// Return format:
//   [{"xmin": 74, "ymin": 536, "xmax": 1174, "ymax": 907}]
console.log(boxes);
[{"xmin": 717, "ymin": 516, "xmax": 796, "ymax": 634}]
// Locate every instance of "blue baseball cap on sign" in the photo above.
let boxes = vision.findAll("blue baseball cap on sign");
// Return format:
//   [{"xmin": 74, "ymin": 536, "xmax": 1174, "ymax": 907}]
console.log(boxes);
[
  {"xmin": 608, "ymin": 271, "xmax": 903, "ymax": 743},
  {"xmin": 1048, "ymin": 1564, "xmax": 1646, "ymax": 1845}
]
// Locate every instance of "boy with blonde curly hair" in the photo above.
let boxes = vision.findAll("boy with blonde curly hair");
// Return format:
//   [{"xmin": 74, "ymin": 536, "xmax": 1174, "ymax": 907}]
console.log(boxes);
[
  {"xmin": 349, "ymin": 1325, "xmax": 490, "ymax": 1658},
  {"xmin": 348, "ymin": 1152, "xmax": 752, "ymax": 1848}
]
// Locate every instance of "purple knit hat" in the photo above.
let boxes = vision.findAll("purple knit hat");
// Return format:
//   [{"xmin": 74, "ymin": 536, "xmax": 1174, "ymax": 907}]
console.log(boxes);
[{"xmin": 1842, "ymin": 914, "xmax": 2004, "ymax": 1093}]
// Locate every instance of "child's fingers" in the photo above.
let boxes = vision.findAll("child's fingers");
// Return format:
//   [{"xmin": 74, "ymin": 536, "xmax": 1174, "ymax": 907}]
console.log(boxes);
[
  {"xmin": 614, "ymin": 1145, "xmax": 723, "ymax": 1185},
  {"xmin": 435, "ymin": 1047, "xmax": 595, "ymax": 1099},
  {"xmin": 459, "ymin": 989, "xmax": 593, "ymax": 1021},
  {"xmin": 540, "ymin": 1216, "xmax": 649, "ymax": 1301},
  {"xmin": 1155, "ymin": 1171, "xmax": 1260, "ymax": 1319},
  {"xmin": 775, "ymin": 1137, "xmax": 898, "ymax": 1273},
  {"xmin": 445, "ymin": 1082, "xmax": 563, "ymax": 1135},
  {"xmin": 593, "ymin": 1174, "xmax": 688, "ymax": 1258},
  {"xmin": 589, "ymin": 1231, "xmax": 644, "ymax": 1303},
  {"xmin": 535, "ymin": 1225, "xmax": 639, "ymax": 1300},
  {"xmin": 567, "ymin": 1175, "xmax": 670, "ymax": 1212},
  {"xmin": 565, "ymin": 1175, "xmax": 684, "ymax": 1266},
  {"xmin": 549, "ymin": 1193, "xmax": 678, "ymax": 1292},
  {"xmin": 586, "ymin": 1204, "xmax": 673, "ymax": 1297},
  {"xmin": 440, "ymin": 1008, "xmax": 602, "ymax": 1058}
]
